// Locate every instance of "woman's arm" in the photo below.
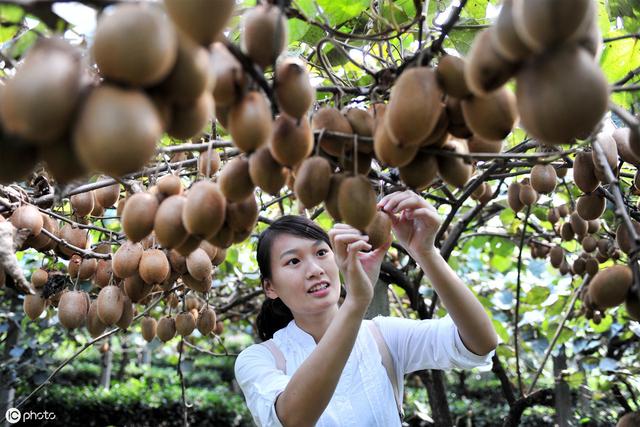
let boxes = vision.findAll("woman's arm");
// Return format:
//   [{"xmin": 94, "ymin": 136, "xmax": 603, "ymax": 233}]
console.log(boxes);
[
  {"xmin": 274, "ymin": 228, "xmax": 374, "ymax": 427},
  {"xmin": 378, "ymin": 191, "xmax": 498, "ymax": 356}
]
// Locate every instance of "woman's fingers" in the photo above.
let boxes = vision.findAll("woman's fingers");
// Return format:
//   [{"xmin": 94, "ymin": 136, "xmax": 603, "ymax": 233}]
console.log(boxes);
[{"xmin": 378, "ymin": 191, "xmax": 413, "ymax": 213}]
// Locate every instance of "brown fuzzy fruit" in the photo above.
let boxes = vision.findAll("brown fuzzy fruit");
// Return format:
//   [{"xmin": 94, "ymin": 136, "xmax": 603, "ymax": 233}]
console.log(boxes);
[
  {"xmin": 294, "ymin": 156, "xmax": 332, "ymax": 209},
  {"xmin": 57, "ymin": 290, "xmax": 90, "ymax": 329},
  {"xmin": 141, "ymin": 316, "xmax": 157, "ymax": 342},
  {"xmin": 464, "ymin": 28, "xmax": 518, "ymax": 96},
  {"xmin": 399, "ymin": 152, "xmax": 438, "ymax": 191},
  {"xmin": 93, "ymin": 260, "xmax": 113, "ymax": 289},
  {"xmin": 175, "ymin": 311, "xmax": 196, "ymax": 336},
  {"xmin": 219, "ymin": 157, "xmax": 255, "ymax": 202},
  {"xmin": 436, "ymin": 140, "xmax": 472, "ymax": 189},
  {"xmin": 95, "ymin": 179, "xmax": 120, "ymax": 208},
  {"xmin": 492, "ymin": 0, "xmax": 532, "ymax": 62},
  {"xmin": 197, "ymin": 306, "xmax": 217, "ymax": 335},
  {"xmin": 154, "ymin": 195, "xmax": 189, "ymax": 249},
  {"xmin": 226, "ymin": 196, "xmax": 259, "ymax": 233},
  {"xmin": 582, "ymin": 235, "xmax": 597, "ymax": 253},
  {"xmin": 197, "ymin": 151, "xmax": 221, "ymax": 178},
  {"xmin": 24, "ymin": 293, "xmax": 47, "ymax": 320},
  {"xmin": 73, "ymin": 85, "xmax": 163, "ymax": 176},
  {"xmin": 338, "ymin": 175, "xmax": 376, "ymax": 231},
  {"xmin": 312, "ymin": 107, "xmax": 354, "ymax": 156},
  {"xmin": 113, "ymin": 241, "xmax": 143, "ymax": 279},
  {"xmin": 182, "ymin": 273, "xmax": 212, "ymax": 293},
  {"xmin": 70, "ymin": 191, "xmax": 95, "ymax": 217},
  {"xmin": 518, "ymin": 183, "xmax": 538, "ymax": 206},
  {"xmin": 210, "ymin": 42, "xmax": 247, "ymax": 107},
  {"xmin": 373, "ymin": 122, "xmax": 419, "ymax": 168},
  {"xmin": 164, "ymin": 0, "xmax": 234, "ymax": 45},
  {"xmin": 97, "ymin": 285, "xmax": 124, "ymax": 326},
  {"xmin": 530, "ymin": 164, "xmax": 557, "ymax": 194},
  {"xmin": 613, "ymin": 127, "xmax": 640, "ymax": 163},
  {"xmin": 229, "ymin": 91, "xmax": 272, "ymax": 153},
  {"xmin": 31, "ymin": 269, "xmax": 48, "ymax": 288},
  {"xmin": 186, "ymin": 248, "xmax": 213, "ymax": 281},
  {"xmin": 139, "ymin": 249, "xmax": 170, "ymax": 284},
  {"xmin": 182, "ymin": 180, "xmax": 226, "ymax": 239},
  {"xmin": 241, "ymin": 4, "xmax": 288, "ymax": 69},
  {"xmin": 343, "ymin": 108, "xmax": 374, "ymax": 140},
  {"xmin": 57, "ymin": 224, "xmax": 90, "ymax": 258},
  {"xmin": 592, "ymin": 133, "xmax": 619, "ymax": 183},
  {"xmin": 386, "ymin": 67, "xmax": 443, "ymax": 147},
  {"xmin": 615, "ymin": 221, "xmax": 640, "ymax": 255},
  {"xmin": 86, "ymin": 300, "xmax": 107, "ymax": 338},
  {"xmin": 570, "ymin": 212, "xmax": 589, "ymax": 239},
  {"xmin": 270, "ymin": 115, "xmax": 314, "ymax": 168},
  {"xmin": 461, "ymin": 87, "xmax": 518, "ymax": 141},
  {"xmin": 466, "ymin": 136, "xmax": 503, "ymax": 154},
  {"xmin": 588, "ymin": 265, "xmax": 632, "ymax": 309},
  {"xmin": 249, "ymin": 146, "xmax": 287, "ymax": 196},
  {"xmin": 124, "ymin": 274, "xmax": 154, "ymax": 303},
  {"xmin": 175, "ymin": 234, "xmax": 202, "ymax": 256},
  {"xmin": 507, "ymin": 182, "xmax": 523, "ymax": 212},
  {"xmin": 115, "ymin": 296, "xmax": 134, "ymax": 329},
  {"xmin": 435, "ymin": 55, "xmax": 471, "ymax": 99},
  {"xmin": 324, "ymin": 173, "xmax": 347, "ymax": 222},
  {"xmin": 157, "ymin": 316, "xmax": 177, "ymax": 342},
  {"xmin": 576, "ymin": 194, "xmax": 605, "ymax": 221},
  {"xmin": 573, "ymin": 152, "xmax": 600, "ymax": 193},
  {"xmin": 93, "ymin": 4, "xmax": 177, "ymax": 86},
  {"xmin": 560, "ymin": 222, "xmax": 574, "ymax": 241},
  {"xmin": 549, "ymin": 246, "xmax": 564, "ymax": 268},
  {"xmin": 365, "ymin": 211, "xmax": 393, "ymax": 249},
  {"xmin": 275, "ymin": 58, "xmax": 314, "ymax": 119},
  {"xmin": 516, "ymin": 45, "xmax": 609, "ymax": 144},
  {"xmin": 121, "ymin": 192, "xmax": 159, "ymax": 242},
  {"xmin": 167, "ymin": 92, "xmax": 214, "ymax": 139},
  {"xmin": 10, "ymin": 205, "xmax": 44, "ymax": 237}
]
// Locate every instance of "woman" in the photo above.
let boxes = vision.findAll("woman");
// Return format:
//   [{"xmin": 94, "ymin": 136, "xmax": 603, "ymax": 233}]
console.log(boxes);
[{"xmin": 234, "ymin": 190, "xmax": 499, "ymax": 426}]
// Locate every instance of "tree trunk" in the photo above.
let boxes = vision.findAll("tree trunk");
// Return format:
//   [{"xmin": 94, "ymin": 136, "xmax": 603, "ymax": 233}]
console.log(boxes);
[
  {"xmin": 117, "ymin": 336, "xmax": 129, "ymax": 381},
  {"xmin": 553, "ymin": 347, "xmax": 571, "ymax": 427},
  {"xmin": 1, "ymin": 295, "xmax": 19, "ymax": 419},
  {"xmin": 99, "ymin": 339, "xmax": 112, "ymax": 390},
  {"xmin": 419, "ymin": 370, "xmax": 453, "ymax": 427},
  {"xmin": 365, "ymin": 279, "xmax": 390, "ymax": 319}
]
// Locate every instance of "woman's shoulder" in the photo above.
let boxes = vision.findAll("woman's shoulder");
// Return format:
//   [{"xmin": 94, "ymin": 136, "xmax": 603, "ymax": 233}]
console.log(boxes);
[{"xmin": 234, "ymin": 342, "xmax": 279, "ymax": 372}]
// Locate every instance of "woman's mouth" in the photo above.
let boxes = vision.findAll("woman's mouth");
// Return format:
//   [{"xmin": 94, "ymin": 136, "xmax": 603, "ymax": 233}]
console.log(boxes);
[{"xmin": 307, "ymin": 282, "xmax": 330, "ymax": 296}]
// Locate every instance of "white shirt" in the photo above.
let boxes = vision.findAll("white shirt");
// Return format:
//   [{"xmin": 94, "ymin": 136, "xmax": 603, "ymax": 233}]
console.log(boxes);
[{"xmin": 234, "ymin": 314, "xmax": 495, "ymax": 427}]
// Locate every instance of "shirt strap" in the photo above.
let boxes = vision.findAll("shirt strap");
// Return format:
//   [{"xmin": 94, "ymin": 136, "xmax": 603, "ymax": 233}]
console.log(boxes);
[
  {"xmin": 260, "ymin": 339, "xmax": 287, "ymax": 374},
  {"xmin": 367, "ymin": 320, "xmax": 404, "ymax": 419}
]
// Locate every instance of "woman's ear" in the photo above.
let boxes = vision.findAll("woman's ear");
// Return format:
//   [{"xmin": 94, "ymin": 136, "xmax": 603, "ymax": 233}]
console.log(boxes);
[{"xmin": 263, "ymin": 278, "xmax": 278, "ymax": 299}]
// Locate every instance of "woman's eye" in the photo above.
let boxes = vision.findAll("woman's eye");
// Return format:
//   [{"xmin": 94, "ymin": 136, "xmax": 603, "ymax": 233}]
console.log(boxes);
[
  {"xmin": 317, "ymin": 249, "xmax": 328, "ymax": 256},
  {"xmin": 286, "ymin": 258, "xmax": 299, "ymax": 266}
]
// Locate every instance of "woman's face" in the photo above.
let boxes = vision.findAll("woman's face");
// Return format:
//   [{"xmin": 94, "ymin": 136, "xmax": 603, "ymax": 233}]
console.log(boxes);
[{"xmin": 263, "ymin": 234, "xmax": 341, "ymax": 316}]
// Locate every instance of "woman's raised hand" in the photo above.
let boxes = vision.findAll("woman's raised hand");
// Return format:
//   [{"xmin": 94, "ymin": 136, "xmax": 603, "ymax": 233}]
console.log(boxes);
[
  {"xmin": 377, "ymin": 190, "xmax": 441, "ymax": 257},
  {"xmin": 328, "ymin": 225, "xmax": 374, "ymax": 308}
]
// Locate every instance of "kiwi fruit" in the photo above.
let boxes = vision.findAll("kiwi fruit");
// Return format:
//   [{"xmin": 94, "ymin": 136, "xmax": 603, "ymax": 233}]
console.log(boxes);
[
  {"xmin": 471, "ymin": 182, "xmax": 489, "ymax": 201},
  {"xmin": 186, "ymin": 248, "xmax": 213, "ymax": 281},
  {"xmin": 530, "ymin": 164, "xmax": 557, "ymax": 194},
  {"xmin": 492, "ymin": 0, "xmax": 532, "ymax": 62},
  {"xmin": 70, "ymin": 192, "xmax": 95, "ymax": 217},
  {"xmin": 92, "ymin": 4, "xmax": 177, "ymax": 86},
  {"xmin": 73, "ymin": 85, "xmax": 163, "ymax": 176},
  {"xmin": 214, "ymin": 320, "xmax": 224, "ymax": 335},
  {"xmin": 592, "ymin": 133, "xmax": 619, "ymax": 183},
  {"xmin": 615, "ymin": 221, "xmax": 640, "ymax": 255},
  {"xmin": 338, "ymin": 175, "xmax": 377, "ymax": 231},
  {"xmin": 164, "ymin": 0, "xmax": 234, "ymax": 45},
  {"xmin": 141, "ymin": 316, "xmax": 157, "ymax": 342},
  {"xmin": 70, "ymin": 256, "xmax": 98, "ymax": 280},
  {"xmin": 436, "ymin": 140, "xmax": 473, "ymax": 188},
  {"xmin": 116, "ymin": 295, "xmax": 134, "ymax": 329},
  {"xmin": 324, "ymin": 173, "xmax": 347, "ymax": 221},
  {"xmin": 182, "ymin": 272, "xmax": 212, "ymax": 293},
  {"xmin": 584, "ymin": 257, "xmax": 599, "ymax": 276},
  {"xmin": 365, "ymin": 211, "xmax": 393, "ymax": 249},
  {"xmin": 573, "ymin": 257, "xmax": 586, "ymax": 275},
  {"xmin": 175, "ymin": 234, "xmax": 203, "ymax": 256},
  {"xmin": 241, "ymin": 4, "xmax": 288, "ymax": 69},
  {"xmin": 229, "ymin": 91, "xmax": 272, "ymax": 153},
  {"xmin": 461, "ymin": 87, "xmax": 517, "ymax": 141},
  {"xmin": 113, "ymin": 241, "xmax": 143, "ymax": 278},
  {"xmin": 399, "ymin": 152, "xmax": 438, "ymax": 191},
  {"xmin": 157, "ymin": 174, "xmax": 184, "ymax": 196},
  {"xmin": 96, "ymin": 285, "xmax": 124, "ymax": 326},
  {"xmin": 139, "ymin": 249, "xmax": 170, "ymax": 284},
  {"xmin": 435, "ymin": 55, "xmax": 471, "ymax": 99},
  {"xmin": 154, "ymin": 195, "xmax": 189, "ymax": 249},
  {"xmin": 270, "ymin": 114, "xmax": 314, "ymax": 168},
  {"xmin": 93, "ymin": 260, "xmax": 113, "ymax": 289},
  {"xmin": 588, "ymin": 219, "xmax": 601, "ymax": 234},
  {"xmin": 182, "ymin": 180, "xmax": 227, "ymax": 239},
  {"xmin": 175, "ymin": 312, "xmax": 196, "ymax": 336},
  {"xmin": 518, "ymin": 182, "xmax": 538, "ymax": 206},
  {"xmin": 57, "ymin": 224, "xmax": 90, "ymax": 258},
  {"xmin": 275, "ymin": 58, "xmax": 315, "ymax": 119},
  {"xmin": 294, "ymin": 156, "xmax": 332, "ymax": 209},
  {"xmin": 227, "ymin": 195, "xmax": 259, "ymax": 233},
  {"xmin": 570, "ymin": 211, "xmax": 588, "ymax": 239},
  {"xmin": 312, "ymin": 107, "xmax": 354, "ymax": 157},
  {"xmin": 582, "ymin": 235, "xmax": 597, "ymax": 253},
  {"xmin": 549, "ymin": 246, "xmax": 564, "ymax": 268},
  {"xmin": 121, "ymin": 192, "xmax": 159, "ymax": 242},
  {"xmin": 212, "ymin": 247, "xmax": 227, "ymax": 266},
  {"xmin": 86, "ymin": 300, "xmax": 107, "ymax": 338},
  {"xmin": 248, "ymin": 146, "xmax": 287, "ymax": 196},
  {"xmin": 0, "ymin": 38, "xmax": 82, "ymax": 144},
  {"xmin": 560, "ymin": 222, "xmax": 574, "ymax": 241},
  {"xmin": 219, "ymin": 156, "xmax": 255, "ymax": 202},
  {"xmin": 31, "ymin": 269, "xmax": 48, "ymax": 288},
  {"xmin": 576, "ymin": 194, "xmax": 605, "ymax": 221},
  {"xmin": 626, "ymin": 295, "xmax": 640, "ymax": 322},
  {"xmin": 507, "ymin": 182, "xmax": 523, "ymax": 212},
  {"xmin": 588, "ymin": 265, "xmax": 632, "ymax": 309},
  {"xmin": 368, "ymin": 103, "xmax": 387, "ymax": 134},
  {"xmin": 167, "ymin": 92, "xmax": 214, "ymax": 139},
  {"xmin": 464, "ymin": 28, "xmax": 518, "ymax": 96},
  {"xmin": 24, "ymin": 292, "xmax": 48, "ymax": 320},
  {"xmin": 197, "ymin": 306, "xmax": 217, "ymax": 336},
  {"xmin": 157, "ymin": 316, "xmax": 177, "ymax": 342},
  {"xmin": 343, "ymin": 108, "xmax": 374, "ymax": 140},
  {"xmin": 124, "ymin": 274, "xmax": 154, "ymax": 303},
  {"xmin": 10, "ymin": 205, "xmax": 44, "ymax": 237},
  {"xmin": 340, "ymin": 149, "xmax": 372, "ymax": 176},
  {"xmin": 159, "ymin": 33, "xmax": 211, "ymax": 105},
  {"xmin": 169, "ymin": 250, "xmax": 188, "ymax": 275},
  {"xmin": 573, "ymin": 152, "xmax": 600, "ymax": 193},
  {"xmin": 547, "ymin": 207, "xmax": 559, "ymax": 224},
  {"xmin": 467, "ymin": 136, "xmax": 502, "ymax": 153},
  {"xmin": 197, "ymin": 150, "xmax": 221, "ymax": 178},
  {"xmin": 57, "ymin": 290, "xmax": 90, "ymax": 329},
  {"xmin": 385, "ymin": 67, "xmax": 443, "ymax": 147},
  {"xmin": 24, "ymin": 213, "xmax": 56, "ymax": 251},
  {"xmin": 95, "ymin": 179, "xmax": 120, "ymax": 208},
  {"xmin": 445, "ymin": 97, "xmax": 473, "ymax": 139},
  {"xmin": 613, "ymin": 127, "xmax": 640, "ymax": 162},
  {"xmin": 421, "ymin": 108, "xmax": 449, "ymax": 148},
  {"xmin": 516, "ymin": 45, "xmax": 609, "ymax": 144},
  {"xmin": 210, "ymin": 42, "xmax": 247, "ymax": 107},
  {"xmin": 373, "ymin": 122, "xmax": 419, "ymax": 168},
  {"xmin": 512, "ymin": 0, "xmax": 594, "ymax": 52}
]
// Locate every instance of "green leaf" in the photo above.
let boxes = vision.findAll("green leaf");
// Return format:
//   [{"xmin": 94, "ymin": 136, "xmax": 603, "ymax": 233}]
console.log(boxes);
[
  {"xmin": 490, "ymin": 254, "xmax": 512, "ymax": 272},
  {"xmin": 317, "ymin": 0, "xmax": 369, "ymax": 26},
  {"xmin": 524, "ymin": 286, "xmax": 550, "ymax": 305}
]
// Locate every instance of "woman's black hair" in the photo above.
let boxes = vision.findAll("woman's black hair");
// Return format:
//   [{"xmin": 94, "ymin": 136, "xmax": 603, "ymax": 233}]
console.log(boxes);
[{"xmin": 255, "ymin": 215, "xmax": 333, "ymax": 341}]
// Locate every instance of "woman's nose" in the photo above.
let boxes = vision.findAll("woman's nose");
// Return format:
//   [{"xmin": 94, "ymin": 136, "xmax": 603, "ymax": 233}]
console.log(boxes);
[{"xmin": 305, "ymin": 259, "xmax": 324, "ymax": 279}]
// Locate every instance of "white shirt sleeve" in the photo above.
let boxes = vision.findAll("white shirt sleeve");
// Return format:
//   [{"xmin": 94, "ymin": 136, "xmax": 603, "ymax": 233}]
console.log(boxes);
[
  {"xmin": 234, "ymin": 343, "xmax": 290, "ymax": 427},
  {"xmin": 372, "ymin": 314, "xmax": 495, "ymax": 373}
]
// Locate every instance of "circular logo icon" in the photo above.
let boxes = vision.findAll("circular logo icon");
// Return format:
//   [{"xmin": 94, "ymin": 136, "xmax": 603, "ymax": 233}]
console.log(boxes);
[{"xmin": 5, "ymin": 408, "xmax": 20, "ymax": 424}]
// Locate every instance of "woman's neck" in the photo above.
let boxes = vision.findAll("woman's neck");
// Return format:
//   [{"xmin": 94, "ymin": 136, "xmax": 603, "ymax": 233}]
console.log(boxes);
[{"xmin": 292, "ymin": 304, "xmax": 340, "ymax": 344}]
